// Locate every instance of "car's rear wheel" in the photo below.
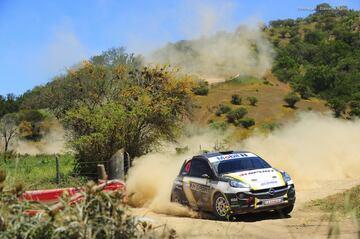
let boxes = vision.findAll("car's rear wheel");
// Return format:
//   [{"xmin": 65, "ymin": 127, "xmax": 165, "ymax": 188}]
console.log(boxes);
[
  {"xmin": 213, "ymin": 193, "xmax": 230, "ymax": 220},
  {"xmin": 278, "ymin": 204, "xmax": 294, "ymax": 216}
]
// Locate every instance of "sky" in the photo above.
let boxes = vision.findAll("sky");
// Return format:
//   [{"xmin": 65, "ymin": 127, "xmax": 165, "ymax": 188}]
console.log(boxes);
[{"xmin": 0, "ymin": 0, "xmax": 359, "ymax": 95}]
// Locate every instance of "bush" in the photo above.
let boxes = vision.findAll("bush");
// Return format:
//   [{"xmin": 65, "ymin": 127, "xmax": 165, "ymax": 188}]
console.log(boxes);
[
  {"xmin": 284, "ymin": 92, "xmax": 300, "ymax": 108},
  {"xmin": 215, "ymin": 104, "xmax": 231, "ymax": 116},
  {"xmin": 209, "ymin": 121, "xmax": 228, "ymax": 131},
  {"xmin": 327, "ymin": 98, "xmax": 346, "ymax": 118},
  {"xmin": 350, "ymin": 108, "xmax": 360, "ymax": 118},
  {"xmin": 226, "ymin": 108, "xmax": 248, "ymax": 123},
  {"xmin": 261, "ymin": 122, "xmax": 281, "ymax": 132},
  {"xmin": 230, "ymin": 94, "xmax": 241, "ymax": 105},
  {"xmin": 236, "ymin": 118, "xmax": 255, "ymax": 129},
  {"xmin": 192, "ymin": 80, "xmax": 209, "ymax": 96},
  {"xmin": 246, "ymin": 96, "xmax": 258, "ymax": 106},
  {"xmin": 0, "ymin": 171, "xmax": 175, "ymax": 238},
  {"xmin": 293, "ymin": 83, "xmax": 313, "ymax": 99}
]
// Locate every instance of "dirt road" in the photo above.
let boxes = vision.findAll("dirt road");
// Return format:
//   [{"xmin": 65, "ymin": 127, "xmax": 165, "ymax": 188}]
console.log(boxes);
[{"xmin": 132, "ymin": 179, "xmax": 360, "ymax": 239}]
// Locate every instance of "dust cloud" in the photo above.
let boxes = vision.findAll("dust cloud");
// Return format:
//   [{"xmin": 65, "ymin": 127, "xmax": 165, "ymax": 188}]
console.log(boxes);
[
  {"xmin": 146, "ymin": 0, "xmax": 274, "ymax": 82},
  {"xmin": 14, "ymin": 120, "xmax": 66, "ymax": 155},
  {"xmin": 148, "ymin": 24, "xmax": 274, "ymax": 82},
  {"xmin": 126, "ymin": 130, "xmax": 228, "ymax": 217},
  {"xmin": 127, "ymin": 112, "xmax": 360, "ymax": 215},
  {"xmin": 241, "ymin": 112, "xmax": 360, "ymax": 190}
]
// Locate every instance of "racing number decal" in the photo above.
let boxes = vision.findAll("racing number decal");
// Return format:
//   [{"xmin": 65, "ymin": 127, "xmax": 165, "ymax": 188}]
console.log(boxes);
[
  {"xmin": 183, "ymin": 180, "xmax": 198, "ymax": 208},
  {"xmin": 189, "ymin": 181, "xmax": 211, "ymax": 208},
  {"xmin": 190, "ymin": 182, "xmax": 210, "ymax": 194}
]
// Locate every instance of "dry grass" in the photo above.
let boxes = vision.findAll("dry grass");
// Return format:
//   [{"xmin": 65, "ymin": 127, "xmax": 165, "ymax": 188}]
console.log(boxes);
[{"xmin": 192, "ymin": 74, "xmax": 327, "ymax": 140}]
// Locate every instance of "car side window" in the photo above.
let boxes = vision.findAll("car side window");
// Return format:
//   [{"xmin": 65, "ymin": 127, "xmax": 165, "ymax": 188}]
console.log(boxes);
[
  {"xmin": 181, "ymin": 160, "xmax": 192, "ymax": 176},
  {"xmin": 189, "ymin": 160, "xmax": 212, "ymax": 178}
]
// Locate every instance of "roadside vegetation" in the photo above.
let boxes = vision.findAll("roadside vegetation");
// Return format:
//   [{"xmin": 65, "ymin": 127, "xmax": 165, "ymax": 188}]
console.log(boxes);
[
  {"xmin": 309, "ymin": 185, "xmax": 360, "ymax": 219},
  {"xmin": 0, "ymin": 171, "xmax": 175, "ymax": 238},
  {"xmin": 0, "ymin": 154, "xmax": 78, "ymax": 189},
  {"xmin": 267, "ymin": 3, "xmax": 360, "ymax": 118},
  {"xmin": 308, "ymin": 184, "xmax": 360, "ymax": 237},
  {"xmin": 1, "ymin": 48, "xmax": 195, "ymax": 178}
]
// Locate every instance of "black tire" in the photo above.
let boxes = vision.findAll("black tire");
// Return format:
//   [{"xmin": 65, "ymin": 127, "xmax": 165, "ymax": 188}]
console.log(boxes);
[
  {"xmin": 170, "ymin": 192, "xmax": 181, "ymax": 204},
  {"xmin": 278, "ymin": 204, "xmax": 294, "ymax": 216},
  {"xmin": 212, "ymin": 193, "xmax": 231, "ymax": 220}
]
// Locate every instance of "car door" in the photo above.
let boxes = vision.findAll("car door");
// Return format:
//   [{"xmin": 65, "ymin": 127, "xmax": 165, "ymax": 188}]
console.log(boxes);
[{"xmin": 182, "ymin": 159, "xmax": 213, "ymax": 210}]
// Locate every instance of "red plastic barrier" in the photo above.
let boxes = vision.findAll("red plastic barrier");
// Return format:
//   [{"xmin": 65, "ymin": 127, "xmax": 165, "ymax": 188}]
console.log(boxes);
[{"xmin": 22, "ymin": 180, "xmax": 126, "ymax": 215}]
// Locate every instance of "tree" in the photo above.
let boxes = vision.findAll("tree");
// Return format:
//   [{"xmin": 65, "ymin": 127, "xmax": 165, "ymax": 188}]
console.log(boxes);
[
  {"xmin": 246, "ymin": 96, "xmax": 258, "ymax": 106},
  {"xmin": 327, "ymin": 98, "xmax": 346, "ymax": 118},
  {"xmin": 226, "ymin": 108, "xmax": 248, "ymax": 123},
  {"xmin": 284, "ymin": 93, "xmax": 300, "ymax": 108},
  {"xmin": 303, "ymin": 66, "xmax": 336, "ymax": 94},
  {"xmin": 0, "ymin": 114, "xmax": 19, "ymax": 155},
  {"xmin": 90, "ymin": 47, "xmax": 143, "ymax": 69},
  {"xmin": 62, "ymin": 64, "xmax": 194, "ymax": 176},
  {"xmin": 293, "ymin": 82, "xmax": 313, "ymax": 99},
  {"xmin": 0, "ymin": 94, "xmax": 20, "ymax": 118},
  {"xmin": 18, "ymin": 110, "xmax": 47, "ymax": 140},
  {"xmin": 230, "ymin": 94, "xmax": 241, "ymax": 105}
]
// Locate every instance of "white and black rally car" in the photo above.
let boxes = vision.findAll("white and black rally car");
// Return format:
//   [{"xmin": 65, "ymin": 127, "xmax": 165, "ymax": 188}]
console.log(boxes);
[{"xmin": 170, "ymin": 151, "xmax": 295, "ymax": 220}]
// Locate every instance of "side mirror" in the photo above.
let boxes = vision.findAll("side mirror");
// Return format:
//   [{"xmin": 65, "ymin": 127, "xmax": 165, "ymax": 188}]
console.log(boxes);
[{"xmin": 201, "ymin": 173, "xmax": 210, "ymax": 179}]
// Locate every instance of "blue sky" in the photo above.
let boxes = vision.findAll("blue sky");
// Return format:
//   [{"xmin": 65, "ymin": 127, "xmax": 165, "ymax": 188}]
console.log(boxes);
[{"xmin": 0, "ymin": 0, "xmax": 359, "ymax": 95}]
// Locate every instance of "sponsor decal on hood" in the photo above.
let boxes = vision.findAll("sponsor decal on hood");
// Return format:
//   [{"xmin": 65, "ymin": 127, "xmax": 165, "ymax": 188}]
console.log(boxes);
[{"xmin": 225, "ymin": 168, "xmax": 286, "ymax": 190}]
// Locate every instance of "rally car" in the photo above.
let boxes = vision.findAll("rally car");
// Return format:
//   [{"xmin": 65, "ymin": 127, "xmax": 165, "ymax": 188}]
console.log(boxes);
[{"xmin": 170, "ymin": 151, "xmax": 295, "ymax": 220}]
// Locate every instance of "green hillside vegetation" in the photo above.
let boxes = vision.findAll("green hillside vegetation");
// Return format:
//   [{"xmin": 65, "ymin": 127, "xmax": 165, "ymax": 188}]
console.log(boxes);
[{"xmin": 267, "ymin": 3, "xmax": 360, "ymax": 118}]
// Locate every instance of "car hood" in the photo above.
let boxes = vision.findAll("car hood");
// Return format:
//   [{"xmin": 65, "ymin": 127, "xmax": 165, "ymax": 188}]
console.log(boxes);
[{"xmin": 224, "ymin": 168, "xmax": 286, "ymax": 190}]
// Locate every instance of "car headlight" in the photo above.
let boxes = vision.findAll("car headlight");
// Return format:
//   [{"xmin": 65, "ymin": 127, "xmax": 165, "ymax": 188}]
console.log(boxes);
[
  {"xmin": 281, "ymin": 171, "xmax": 292, "ymax": 183},
  {"xmin": 229, "ymin": 180, "xmax": 250, "ymax": 189}
]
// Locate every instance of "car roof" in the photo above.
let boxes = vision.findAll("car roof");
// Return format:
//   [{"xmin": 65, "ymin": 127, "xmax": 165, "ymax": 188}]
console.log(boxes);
[{"xmin": 191, "ymin": 150, "xmax": 257, "ymax": 162}]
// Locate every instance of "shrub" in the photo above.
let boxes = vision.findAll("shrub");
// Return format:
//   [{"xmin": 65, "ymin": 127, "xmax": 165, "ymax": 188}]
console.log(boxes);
[
  {"xmin": 236, "ymin": 118, "xmax": 255, "ymax": 129},
  {"xmin": 284, "ymin": 92, "xmax": 300, "ymax": 108},
  {"xmin": 215, "ymin": 104, "xmax": 231, "ymax": 116},
  {"xmin": 293, "ymin": 83, "xmax": 313, "ymax": 99},
  {"xmin": 192, "ymin": 79, "xmax": 209, "ymax": 96},
  {"xmin": 349, "ymin": 101, "xmax": 360, "ymax": 110},
  {"xmin": 350, "ymin": 108, "xmax": 360, "ymax": 118},
  {"xmin": 0, "ymin": 171, "xmax": 175, "ymax": 238},
  {"xmin": 327, "ymin": 98, "xmax": 346, "ymax": 118},
  {"xmin": 261, "ymin": 122, "xmax": 281, "ymax": 132},
  {"xmin": 230, "ymin": 94, "xmax": 241, "ymax": 105},
  {"xmin": 209, "ymin": 121, "xmax": 228, "ymax": 131},
  {"xmin": 246, "ymin": 96, "xmax": 258, "ymax": 106},
  {"xmin": 226, "ymin": 108, "xmax": 247, "ymax": 123}
]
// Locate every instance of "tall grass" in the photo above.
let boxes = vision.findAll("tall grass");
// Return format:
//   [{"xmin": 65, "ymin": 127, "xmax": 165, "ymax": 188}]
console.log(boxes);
[
  {"xmin": 0, "ymin": 154, "xmax": 84, "ymax": 189},
  {"xmin": 309, "ymin": 185, "xmax": 360, "ymax": 238}
]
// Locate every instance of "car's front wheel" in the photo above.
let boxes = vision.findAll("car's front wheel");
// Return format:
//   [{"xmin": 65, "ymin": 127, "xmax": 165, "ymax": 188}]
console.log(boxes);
[
  {"xmin": 278, "ymin": 204, "xmax": 294, "ymax": 216},
  {"xmin": 213, "ymin": 193, "xmax": 230, "ymax": 220}
]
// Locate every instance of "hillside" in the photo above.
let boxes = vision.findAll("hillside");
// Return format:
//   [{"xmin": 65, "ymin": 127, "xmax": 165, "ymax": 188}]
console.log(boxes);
[
  {"xmin": 192, "ymin": 73, "xmax": 327, "ymax": 139},
  {"xmin": 267, "ymin": 3, "xmax": 360, "ymax": 118}
]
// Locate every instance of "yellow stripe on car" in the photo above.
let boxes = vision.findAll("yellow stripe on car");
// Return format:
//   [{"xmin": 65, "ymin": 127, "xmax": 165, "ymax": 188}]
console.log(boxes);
[
  {"xmin": 276, "ymin": 171, "xmax": 286, "ymax": 186},
  {"xmin": 225, "ymin": 173, "xmax": 258, "ymax": 190}
]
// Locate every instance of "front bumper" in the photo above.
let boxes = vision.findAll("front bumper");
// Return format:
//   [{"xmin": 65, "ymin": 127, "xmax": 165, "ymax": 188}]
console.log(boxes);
[{"xmin": 225, "ymin": 184, "xmax": 296, "ymax": 214}]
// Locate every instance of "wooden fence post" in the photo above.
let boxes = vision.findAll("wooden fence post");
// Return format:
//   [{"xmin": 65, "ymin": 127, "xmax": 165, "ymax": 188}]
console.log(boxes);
[
  {"xmin": 97, "ymin": 164, "xmax": 107, "ymax": 180},
  {"xmin": 55, "ymin": 155, "xmax": 60, "ymax": 185}
]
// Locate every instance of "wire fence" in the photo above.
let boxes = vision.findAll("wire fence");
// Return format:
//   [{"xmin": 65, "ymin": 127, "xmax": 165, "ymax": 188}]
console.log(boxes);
[{"xmin": 54, "ymin": 150, "xmax": 131, "ymax": 184}]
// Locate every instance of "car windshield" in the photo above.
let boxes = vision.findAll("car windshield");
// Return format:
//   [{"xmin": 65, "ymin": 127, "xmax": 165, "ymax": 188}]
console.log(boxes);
[{"xmin": 214, "ymin": 157, "xmax": 271, "ymax": 175}]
